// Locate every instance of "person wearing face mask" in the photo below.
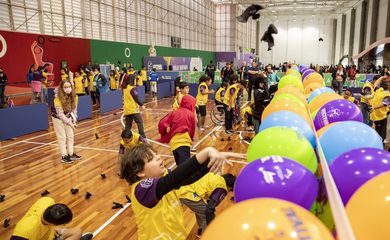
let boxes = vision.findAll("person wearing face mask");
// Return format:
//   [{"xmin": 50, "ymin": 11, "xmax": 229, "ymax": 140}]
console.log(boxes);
[
  {"xmin": 51, "ymin": 80, "xmax": 81, "ymax": 164},
  {"xmin": 0, "ymin": 68, "xmax": 7, "ymax": 108}
]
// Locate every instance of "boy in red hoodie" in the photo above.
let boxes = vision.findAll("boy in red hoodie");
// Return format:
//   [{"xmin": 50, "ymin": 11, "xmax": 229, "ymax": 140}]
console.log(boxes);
[{"xmin": 158, "ymin": 95, "xmax": 197, "ymax": 165}]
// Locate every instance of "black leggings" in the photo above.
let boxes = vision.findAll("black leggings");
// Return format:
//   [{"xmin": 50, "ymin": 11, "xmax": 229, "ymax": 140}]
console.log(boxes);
[
  {"xmin": 125, "ymin": 113, "xmax": 146, "ymax": 138},
  {"xmin": 375, "ymin": 118, "xmax": 387, "ymax": 141},
  {"xmin": 173, "ymin": 146, "xmax": 191, "ymax": 166},
  {"xmin": 224, "ymin": 104, "xmax": 234, "ymax": 131}
]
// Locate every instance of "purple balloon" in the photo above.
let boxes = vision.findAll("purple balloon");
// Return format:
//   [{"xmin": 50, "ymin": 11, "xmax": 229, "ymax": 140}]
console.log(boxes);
[
  {"xmin": 330, "ymin": 148, "xmax": 390, "ymax": 205},
  {"xmin": 313, "ymin": 99, "xmax": 363, "ymax": 131},
  {"xmin": 302, "ymin": 69, "xmax": 315, "ymax": 81},
  {"xmin": 234, "ymin": 156, "xmax": 318, "ymax": 210}
]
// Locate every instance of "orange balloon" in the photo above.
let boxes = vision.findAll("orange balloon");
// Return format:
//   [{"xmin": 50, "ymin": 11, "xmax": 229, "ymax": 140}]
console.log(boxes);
[
  {"xmin": 308, "ymin": 93, "xmax": 342, "ymax": 112},
  {"xmin": 202, "ymin": 198, "xmax": 334, "ymax": 240},
  {"xmin": 303, "ymin": 72, "xmax": 325, "ymax": 88},
  {"xmin": 275, "ymin": 86, "xmax": 307, "ymax": 104},
  {"xmin": 316, "ymin": 123, "xmax": 338, "ymax": 137},
  {"xmin": 262, "ymin": 99, "xmax": 311, "ymax": 126},
  {"xmin": 346, "ymin": 171, "xmax": 390, "ymax": 240},
  {"xmin": 305, "ymin": 82, "xmax": 325, "ymax": 97}
]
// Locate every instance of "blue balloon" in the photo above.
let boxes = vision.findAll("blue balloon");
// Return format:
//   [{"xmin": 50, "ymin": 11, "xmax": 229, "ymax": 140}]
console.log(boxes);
[
  {"xmin": 319, "ymin": 121, "xmax": 384, "ymax": 164},
  {"xmin": 308, "ymin": 87, "xmax": 335, "ymax": 103},
  {"xmin": 259, "ymin": 110, "xmax": 316, "ymax": 147}
]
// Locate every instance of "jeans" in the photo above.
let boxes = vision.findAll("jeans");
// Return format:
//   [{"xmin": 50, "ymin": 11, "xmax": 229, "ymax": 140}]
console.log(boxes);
[
  {"xmin": 360, "ymin": 102, "xmax": 372, "ymax": 126},
  {"xmin": 252, "ymin": 116, "xmax": 260, "ymax": 134},
  {"xmin": 334, "ymin": 81, "xmax": 343, "ymax": 94},
  {"xmin": 125, "ymin": 113, "xmax": 146, "ymax": 138},
  {"xmin": 41, "ymin": 88, "xmax": 48, "ymax": 104}
]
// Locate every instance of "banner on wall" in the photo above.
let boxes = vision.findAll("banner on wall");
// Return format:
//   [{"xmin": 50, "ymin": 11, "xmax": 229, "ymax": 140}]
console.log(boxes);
[
  {"xmin": 0, "ymin": 30, "xmax": 90, "ymax": 87},
  {"xmin": 143, "ymin": 56, "xmax": 203, "ymax": 72}
]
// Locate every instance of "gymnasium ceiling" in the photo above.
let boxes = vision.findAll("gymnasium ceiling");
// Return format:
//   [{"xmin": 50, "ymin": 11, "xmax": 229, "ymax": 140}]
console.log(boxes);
[{"xmin": 212, "ymin": 0, "xmax": 363, "ymax": 18}]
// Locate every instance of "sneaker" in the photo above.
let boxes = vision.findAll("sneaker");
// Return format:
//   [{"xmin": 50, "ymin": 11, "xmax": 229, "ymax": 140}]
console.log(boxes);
[
  {"xmin": 70, "ymin": 153, "xmax": 81, "ymax": 160},
  {"xmin": 80, "ymin": 233, "xmax": 93, "ymax": 240},
  {"xmin": 200, "ymin": 127, "xmax": 205, "ymax": 132},
  {"xmin": 225, "ymin": 130, "xmax": 233, "ymax": 134},
  {"xmin": 61, "ymin": 155, "xmax": 74, "ymax": 164}
]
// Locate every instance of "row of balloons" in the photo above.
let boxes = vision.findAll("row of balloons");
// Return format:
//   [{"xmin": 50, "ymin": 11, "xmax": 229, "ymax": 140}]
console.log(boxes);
[{"xmin": 202, "ymin": 65, "xmax": 390, "ymax": 239}]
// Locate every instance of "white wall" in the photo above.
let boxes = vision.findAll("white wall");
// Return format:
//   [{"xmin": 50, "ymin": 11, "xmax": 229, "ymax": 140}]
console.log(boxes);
[
  {"xmin": 353, "ymin": 4, "xmax": 362, "ymax": 56},
  {"xmin": 365, "ymin": 0, "xmax": 374, "ymax": 49},
  {"xmin": 335, "ymin": 15, "xmax": 343, "ymax": 63},
  {"xmin": 258, "ymin": 17, "xmax": 333, "ymax": 66},
  {"xmin": 344, "ymin": 11, "xmax": 351, "ymax": 57},
  {"xmin": 377, "ymin": 0, "xmax": 389, "ymax": 40}
]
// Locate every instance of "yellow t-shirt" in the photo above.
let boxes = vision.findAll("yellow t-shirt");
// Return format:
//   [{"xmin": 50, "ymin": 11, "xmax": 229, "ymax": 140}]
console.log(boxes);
[
  {"xmin": 177, "ymin": 173, "xmax": 227, "ymax": 202},
  {"xmin": 128, "ymin": 70, "xmax": 136, "ymax": 75},
  {"xmin": 89, "ymin": 74, "xmax": 95, "ymax": 91},
  {"xmin": 41, "ymin": 72, "xmax": 48, "ymax": 88},
  {"xmin": 136, "ymin": 76, "xmax": 143, "ymax": 86},
  {"xmin": 169, "ymin": 132, "xmax": 192, "ymax": 151},
  {"xmin": 196, "ymin": 82, "xmax": 209, "ymax": 106},
  {"xmin": 370, "ymin": 88, "xmax": 390, "ymax": 121},
  {"xmin": 81, "ymin": 72, "xmax": 88, "ymax": 88},
  {"xmin": 54, "ymin": 96, "xmax": 78, "ymax": 111},
  {"xmin": 61, "ymin": 73, "xmax": 68, "ymax": 81},
  {"xmin": 120, "ymin": 132, "xmax": 141, "ymax": 150},
  {"xmin": 12, "ymin": 197, "xmax": 56, "ymax": 240},
  {"xmin": 241, "ymin": 106, "xmax": 252, "ymax": 118},
  {"xmin": 130, "ymin": 178, "xmax": 187, "ymax": 240},
  {"xmin": 361, "ymin": 82, "xmax": 374, "ymax": 104},
  {"xmin": 123, "ymin": 85, "xmax": 140, "ymax": 115},
  {"xmin": 172, "ymin": 92, "xmax": 183, "ymax": 110},
  {"xmin": 215, "ymin": 87, "xmax": 225, "ymax": 103},
  {"xmin": 141, "ymin": 70, "xmax": 147, "ymax": 81},
  {"xmin": 74, "ymin": 76, "xmax": 85, "ymax": 94},
  {"xmin": 110, "ymin": 76, "xmax": 117, "ymax": 90},
  {"xmin": 223, "ymin": 84, "xmax": 240, "ymax": 108}
]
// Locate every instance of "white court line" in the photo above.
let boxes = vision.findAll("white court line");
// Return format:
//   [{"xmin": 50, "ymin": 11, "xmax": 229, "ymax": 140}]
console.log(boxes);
[
  {"xmin": 92, "ymin": 202, "xmax": 132, "ymax": 237},
  {"xmin": 23, "ymin": 141, "xmax": 119, "ymax": 153},
  {"xmin": 92, "ymin": 161, "xmax": 176, "ymax": 238},
  {"xmin": 0, "ymin": 118, "xmax": 121, "ymax": 162},
  {"xmin": 192, "ymin": 126, "xmax": 222, "ymax": 150},
  {"xmin": 239, "ymin": 132, "xmax": 250, "ymax": 145},
  {"xmin": 0, "ymin": 97, "xmax": 167, "ymax": 149}
]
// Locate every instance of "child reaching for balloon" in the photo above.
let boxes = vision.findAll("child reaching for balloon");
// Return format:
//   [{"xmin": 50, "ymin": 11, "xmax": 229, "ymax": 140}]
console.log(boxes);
[
  {"xmin": 369, "ymin": 76, "xmax": 390, "ymax": 140},
  {"xmin": 120, "ymin": 144, "xmax": 245, "ymax": 240},
  {"xmin": 177, "ymin": 172, "xmax": 236, "ymax": 237}
]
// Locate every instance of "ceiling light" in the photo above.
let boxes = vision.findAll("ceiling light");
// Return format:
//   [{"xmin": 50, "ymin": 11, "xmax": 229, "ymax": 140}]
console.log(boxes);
[
  {"xmin": 293, "ymin": 9, "xmax": 296, "ymax": 12},
  {"xmin": 272, "ymin": 10, "xmax": 276, "ymax": 13},
  {"xmin": 312, "ymin": 14, "xmax": 315, "ymax": 17}
]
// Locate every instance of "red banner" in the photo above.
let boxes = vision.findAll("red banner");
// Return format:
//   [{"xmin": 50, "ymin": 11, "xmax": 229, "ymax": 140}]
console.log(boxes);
[{"xmin": 0, "ymin": 30, "xmax": 91, "ymax": 86}]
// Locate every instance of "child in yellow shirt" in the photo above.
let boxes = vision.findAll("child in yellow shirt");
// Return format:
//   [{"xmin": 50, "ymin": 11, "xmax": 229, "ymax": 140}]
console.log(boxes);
[
  {"xmin": 177, "ymin": 173, "xmax": 236, "ymax": 237},
  {"xmin": 109, "ymin": 70, "xmax": 117, "ymax": 90},
  {"xmin": 370, "ymin": 76, "xmax": 390, "ymax": 140},
  {"xmin": 74, "ymin": 71, "xmax": 86, "ymax": 96},
  {"xmin": 11, "ymin": 197, "xmax": 93, "ymax": 240},
  {"xmin": 119, "ymin": 144, "xmax": 244, "ymax": 240},
  {"xmin": 172, "ymin": 82, "xmax": 190, "ymax": 110}
]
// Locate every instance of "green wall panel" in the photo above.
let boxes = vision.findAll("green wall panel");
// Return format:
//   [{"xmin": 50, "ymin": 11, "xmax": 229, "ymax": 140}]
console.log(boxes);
[{"xmin": 90, "ymin": 39, "xmax": 215, "ymax": 70}]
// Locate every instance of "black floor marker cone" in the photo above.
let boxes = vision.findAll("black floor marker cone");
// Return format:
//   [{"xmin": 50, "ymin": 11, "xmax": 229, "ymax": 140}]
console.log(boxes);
[
  {"xmin": 71, "ymin": 188, "xmax": 79, "ymax": 195},
  {"xmin": 41, "ymin": 190, "xmax": 50, "ymax": 196},
  {"xmin": 95, "ymin": 133, "xmax": 99, "ymax": 139},
  {"xmin": 100, "ymin": 173, "xmax": 106, "ymax": 179},
  {"xmin": 85, "ymin": 192, "xmax": 92, "ymax": 199},
  {"xmin": 228, "ymin": 147, "xmax": 233, "ymax": 151},
  {"xmin": 3, "ymin": 218, "xmax": 10, "ymax": 228},
  {"xmin": 126, "ymin": 195, "xmax": 131, "ymax": 203},
  {"xmin": 0, "ymin": 194, "xmax": 5, "ymax": 202},
  {"xmin": 112, "ymin": 202, "xmax": 123, "ymax": 209}
]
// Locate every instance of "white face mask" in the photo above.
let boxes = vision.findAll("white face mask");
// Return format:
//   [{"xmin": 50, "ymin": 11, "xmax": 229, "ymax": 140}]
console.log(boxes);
[{"xmin": 64, "ymin": 87, "xmax": 72, "ymax": 94}]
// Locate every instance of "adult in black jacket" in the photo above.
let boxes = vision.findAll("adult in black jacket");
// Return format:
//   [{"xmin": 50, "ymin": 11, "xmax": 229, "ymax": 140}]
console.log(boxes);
[
  {"xmin": 0, "ymin": 68, "xmax": 7, "ymax": 108},
  {"xmin": 252, "ymin": 77, "xmax": 270, "ymax": 134}
]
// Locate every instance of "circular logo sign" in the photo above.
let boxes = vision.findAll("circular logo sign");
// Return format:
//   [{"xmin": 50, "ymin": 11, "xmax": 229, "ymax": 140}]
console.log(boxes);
[{"xmin": 0, "ymin": 34, "xmax": 7, "ymax": 58}]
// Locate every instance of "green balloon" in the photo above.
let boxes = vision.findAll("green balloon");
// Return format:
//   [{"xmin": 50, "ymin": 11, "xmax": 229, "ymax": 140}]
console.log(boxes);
[
  {"xmin": 310, "ymin": 201, "xmax": 335, "ymax": 232},
  {"xmin": 271, "ymin": 93, "xmax": 306, "ymax": 109},
  {"xmin": 278, "ymin": 75, "xmax": 304, "ymax": 92},
  {"xmin": 247, "ymin": 126, "xmax": 317, "ymax": 173}
]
